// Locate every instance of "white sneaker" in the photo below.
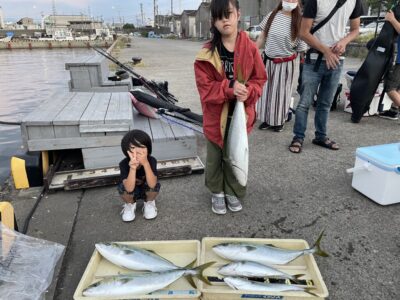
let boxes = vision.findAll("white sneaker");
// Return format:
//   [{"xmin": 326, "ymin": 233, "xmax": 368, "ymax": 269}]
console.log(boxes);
[
  {"xmin": 121, "ymin": 203, "xmax": 136, "ymax": 222},
  {"xmin": 143, "ymin": 200, "xmax": 157, "ymax": 219}
]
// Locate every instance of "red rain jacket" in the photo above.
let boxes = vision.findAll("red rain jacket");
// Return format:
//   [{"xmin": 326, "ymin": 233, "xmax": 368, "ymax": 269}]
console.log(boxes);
[{"xmin": 194, "ymin": 31, "xmax": 267, "ymax": 148}]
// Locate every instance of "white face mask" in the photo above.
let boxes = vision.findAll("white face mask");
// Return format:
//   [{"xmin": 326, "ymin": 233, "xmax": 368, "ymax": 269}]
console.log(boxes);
[{"xmin": 282, "ymin": 1, "xmax": 298, "ymax": 12}]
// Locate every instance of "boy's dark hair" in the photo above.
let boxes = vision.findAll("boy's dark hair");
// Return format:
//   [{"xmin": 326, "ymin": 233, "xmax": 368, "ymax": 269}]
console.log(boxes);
[
  {"xmin": 121, "ymin": 130, "xmax": 152, "ymax": 159},
  {"xmin": 210, "ymin": 0, "xmax": 240, "ymax": 53}
]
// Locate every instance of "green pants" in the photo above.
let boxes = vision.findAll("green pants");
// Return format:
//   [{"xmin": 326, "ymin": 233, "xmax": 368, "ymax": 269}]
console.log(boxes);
[{"xmin": 205, "ymin": 139, "xmax": 246, "ymax": 198}]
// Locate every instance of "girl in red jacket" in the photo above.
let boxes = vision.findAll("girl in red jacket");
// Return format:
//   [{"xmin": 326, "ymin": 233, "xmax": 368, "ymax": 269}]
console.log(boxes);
[{"xmin": 194, "ymin": 0, "xmax": 267, "ymax": 215}]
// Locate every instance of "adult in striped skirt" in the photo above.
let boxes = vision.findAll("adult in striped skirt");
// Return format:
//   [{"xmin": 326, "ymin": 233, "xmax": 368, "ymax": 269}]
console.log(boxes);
[{"xmin": 256, "ymin": 0, "xmax": 307, "ymax": 132}]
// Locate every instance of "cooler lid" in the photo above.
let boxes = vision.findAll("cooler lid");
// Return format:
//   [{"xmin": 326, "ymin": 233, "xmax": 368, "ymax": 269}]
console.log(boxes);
[{"xmin": 356, "ymin": 143, "xmax": 400, "ymax": 171}]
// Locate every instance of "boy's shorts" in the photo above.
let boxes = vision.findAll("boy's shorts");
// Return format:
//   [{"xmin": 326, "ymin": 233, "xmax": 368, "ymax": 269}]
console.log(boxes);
[
  {"xmin": 385, "ymin": 64, "xmax": 400, "ymax": 92},
  {"xmin": 118, "ymin": 182, "xmax": 161, "ymax": 200}
]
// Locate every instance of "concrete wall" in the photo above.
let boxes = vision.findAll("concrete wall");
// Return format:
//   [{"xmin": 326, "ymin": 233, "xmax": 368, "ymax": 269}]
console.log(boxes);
[
  {"xmin": 181, "ymin": 13, "xmax": 196, "ymax": 38},
  {"xmin": 196, "ymin": 4, "xmax": 211, "ymax": 39}
]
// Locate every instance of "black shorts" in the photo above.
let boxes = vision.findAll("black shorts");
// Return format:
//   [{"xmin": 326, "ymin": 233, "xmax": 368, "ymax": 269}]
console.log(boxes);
[
  {"xmin": 118, "ymin": 182, "xmax": 160, "ymax": 200},
  {"xmin": 385, "ymin": 64, "xmax": 400, "ymax": 92}
]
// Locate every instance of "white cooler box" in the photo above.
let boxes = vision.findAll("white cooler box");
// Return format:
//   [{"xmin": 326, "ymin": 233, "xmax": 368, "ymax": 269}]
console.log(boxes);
[{"xmin": 347, "ymin": 143, "xmax": 400, "ymax": 205}]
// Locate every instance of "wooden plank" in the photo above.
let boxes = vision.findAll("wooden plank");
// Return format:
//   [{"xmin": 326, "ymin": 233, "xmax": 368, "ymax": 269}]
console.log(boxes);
[
  {"xmin": 88, "ymin": 65, "xmax": 102, "ymax": 86},
  {"xmin": 53, "ymin": 93, "xmax": 93, "ymax": 125},
  {"xmin": 22, "ymin": 93, "xmax": 75, "ymax": 125},
  {"xmin": 27, "ymin": 126, "xmax": 55, "ymax": 140},
  {"xmin": 131, "ymin": 109, "xmax": 152, "ymax": 139},
  {"xmin": 105, "ymin": 93, "xmax": 133, "ymax": 125},
  {"xmin": 169, "ymin": 121, "xmax": 196, "ymax": 140},
  {"xmin": 54, "ymin": 126, "xmax": 81, "ymax": 138},
  {"xmin": 148, "ymin": 118, "xmax": 175, "ymax": 142},
  {"xmin": 79, "ymin": 124, "xmax": 130, "ymax": 133},
  {"xmin": 79, "ymin": 93, "xmax": 111, "ymax": 125},
  {"xmin": 152, "ymin": 139, "xmax": 197, "ymax": 161},
  {"xmin": 27, "ymin": 135, "xmax": 124, "ymax": 151},
  {"xmin": 65, "ymin": 55, "xmax": 95, "ymax": 69},
  {"xmin": 70, "ymin": 69, "xmax": 92, "ymax": 89},
  {"xmin": 82, "ymin": 146, "xmax": 123, "ymax": 169}
]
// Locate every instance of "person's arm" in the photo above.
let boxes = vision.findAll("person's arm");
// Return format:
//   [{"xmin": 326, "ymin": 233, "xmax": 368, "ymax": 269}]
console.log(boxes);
[
  {"xmin": 136, "ymin": 149, "xmax": 157, "ymax": 189},
  {"xmin": 256, "ymin": 30, "xmax": 266, "ymax": 49},
  {"xmin": 299, "ymin": 17, "xmax": 340, "ymax": 70},
  {"xmin": 386, "ymin": 10, "xmax": 400, "ymax": 33},
  {"xmin": 331, "ymin": 17, "xmax": 360, "ymax": 56},
  {"xmin": 194, "ymin": 60, "xmax": 235, "ymax": 104},
  {"xmin": 123, "ymin": 151, "xmax": 139, "ymax": 193}
]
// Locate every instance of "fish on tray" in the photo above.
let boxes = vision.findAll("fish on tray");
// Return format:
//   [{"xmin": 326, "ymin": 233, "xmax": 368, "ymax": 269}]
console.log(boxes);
[
  {"xmin": 95, "ymin": 242, "xmax": 185, "ymax": 272},
  {"xmin": 218, "ymin": 261, "xmax": 304, "ymax": 282},
  {"xmin": 223, "ymin": 277, "xmax": 317, "ymax": 296},
  {"xmin": 82, "ymin": 262, "xmax": 214, "ymax": 297},
  {"xmin": 212, "ymin": 232, "xmax": 329, "ymax": 265}
]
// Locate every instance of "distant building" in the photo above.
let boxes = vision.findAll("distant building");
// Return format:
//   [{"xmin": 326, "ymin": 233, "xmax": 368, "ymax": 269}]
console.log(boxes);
[
  {"xmin": 196, "ymin": 1, "xmax": 211, "ymax": 39},
  {"xmin": 181, "ymin": 10, "xmax": 196, "ymax": 38},
  {"xmin": 42, "ymin": 15, "xmax": 109, "ymax": 39}
]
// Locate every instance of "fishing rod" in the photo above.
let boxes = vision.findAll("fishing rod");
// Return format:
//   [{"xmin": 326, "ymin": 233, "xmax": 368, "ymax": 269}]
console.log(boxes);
[
  {"xmin": 158, "ymin": 113, "xmax": 204, "ymax": 135},
  {"xmin": 91, "ymin": 46, "xmax": 178, "ymax": 105},
  {"xmin": 157, "ymin": 108, "xmax": 202, "ymax": 127}
]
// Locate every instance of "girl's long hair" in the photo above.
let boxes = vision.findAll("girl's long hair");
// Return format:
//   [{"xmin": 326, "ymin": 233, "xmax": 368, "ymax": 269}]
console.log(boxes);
[
  {"xmin": 209, "ymin": 0, "xmax": 240, "ymax": 53},
  {"xmin": 264, "ymin": 1, "xmax": 302, "ymax": 41}
]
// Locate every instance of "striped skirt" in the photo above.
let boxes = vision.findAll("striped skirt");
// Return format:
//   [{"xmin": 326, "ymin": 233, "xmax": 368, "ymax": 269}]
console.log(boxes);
[{"xmin": 257, "ymin": 58, "xmax": 295, "ymax": 126}]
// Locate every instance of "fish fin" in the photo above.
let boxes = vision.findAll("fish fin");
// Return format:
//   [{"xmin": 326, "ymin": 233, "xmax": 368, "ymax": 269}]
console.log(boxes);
[
  {"xmin": 264, "ymin": 243, "xmax": 277, "ymax": 247},
  {"xmin": 192, "ymin": 261, "xmax": 216, "ymax": 285},
  {"xmin": 292, "ymin": 274, "xmax": 306, "ymax": 284},
  {"xmin": 185, "ymin": 275, "xmax": 197, "ymax": 289},
  {"xmin": 184, "ymin": 258, "xmax": 197, "ymax": 269},
  {"xmin": 304, "ymin": 287, "xmax": 319, "ymax": 298},
  {"xmin": 312, "ymin": 230, "xmax": 329, "ymax": 257}
]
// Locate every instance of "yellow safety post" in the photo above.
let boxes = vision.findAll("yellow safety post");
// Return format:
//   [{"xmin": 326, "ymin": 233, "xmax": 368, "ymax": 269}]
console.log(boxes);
[
  {"xmin": 42, "ymin": 151, "xmax": 49, "ymax": 177},
  {"xmin": 10, "ymin": 157, "xmax": 29, "ymax": 189},
  {"xmin": 0, "ymin": 201, "xmax": 15, "ymax": 230}
]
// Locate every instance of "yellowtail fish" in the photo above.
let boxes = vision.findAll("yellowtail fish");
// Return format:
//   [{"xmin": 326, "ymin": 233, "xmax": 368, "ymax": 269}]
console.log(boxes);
[
  {"xmin": 95, "ymin": 242, "xmax": 181, "ymax": 272},
  {"xmin": 213, "ymin": 232, "xmax": 329, "ymax": 265},
  {"xmin": 83, "ymin": 262, "xmax": 214, "ymax": 297}
]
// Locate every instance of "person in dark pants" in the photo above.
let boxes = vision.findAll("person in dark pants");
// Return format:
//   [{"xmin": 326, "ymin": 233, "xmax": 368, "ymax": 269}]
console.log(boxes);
[
  {"xmin": 289, "ymin": 0, "xmax": 363, "ymax": 153},
  {"xmin": 378, "ymin": 10, "xmax": 400, "ymax": 120}
]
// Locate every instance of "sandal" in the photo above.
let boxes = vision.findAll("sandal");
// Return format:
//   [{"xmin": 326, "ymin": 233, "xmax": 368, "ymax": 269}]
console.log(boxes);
[
  {"xmin": 289, "ymin": 138, "xmax": 303, "ymax": 154},
  {"xmin": 312, "ymin": 137, "xmax": 339, "ymax": 150}
]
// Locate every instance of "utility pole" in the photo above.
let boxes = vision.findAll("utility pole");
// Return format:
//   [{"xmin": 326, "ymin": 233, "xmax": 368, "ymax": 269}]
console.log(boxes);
[
  {"xmin": 171, "ymin": 0, "xmax": 173, "ymax": 15},
  {"xmin": 154, "ymin": 0, "xmax": 157, "ymax": 26},
  {"xmin": 140, "ymin": 3, "xmax": 144, "ymax": 26}
]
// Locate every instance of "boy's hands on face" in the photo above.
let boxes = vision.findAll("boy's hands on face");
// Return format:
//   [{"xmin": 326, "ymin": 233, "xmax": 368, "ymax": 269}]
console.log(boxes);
[
  {"xmin": 136, "ymin": 147, "xmax": 149, "ymax": 165},
  {"xmin": 128, "ymin": 149, "xmax": 139, "ymax": 169}
]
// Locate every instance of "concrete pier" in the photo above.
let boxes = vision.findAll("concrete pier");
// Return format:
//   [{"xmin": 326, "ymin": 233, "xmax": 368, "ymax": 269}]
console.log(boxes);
[{"xmin": 0, "ymin": 39, "xmax": 113, "ymax": 50}]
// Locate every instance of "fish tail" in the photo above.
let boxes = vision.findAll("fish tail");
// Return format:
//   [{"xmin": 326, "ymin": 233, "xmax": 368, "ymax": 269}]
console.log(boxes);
[
  {"xmin": 312, "ymin": 230, "xmax": 329, "ymax": 257},
  {"xmin": 291, "ymin": 274, "xmax": 306, "ymax": 283},
  {"xmin": 304, "ymin": 287, "xmax": 319, "ymax": 297},
  {"xmin": 184, "ymin": 259, "xmax": 197, "ymax": 270},
  {"xmin": 188, "ymin": 261, "xmax": 216, "ymax": 286}
]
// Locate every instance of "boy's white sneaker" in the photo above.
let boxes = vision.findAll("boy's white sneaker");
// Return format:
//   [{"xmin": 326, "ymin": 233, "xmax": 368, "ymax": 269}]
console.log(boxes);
[
  {"xmin": 143, "ymin": 200, "xmax": 157, "ymax": 219},
  {"xmin": 121, "ymin": 203, "xmax": 136, "ymax": 222}
]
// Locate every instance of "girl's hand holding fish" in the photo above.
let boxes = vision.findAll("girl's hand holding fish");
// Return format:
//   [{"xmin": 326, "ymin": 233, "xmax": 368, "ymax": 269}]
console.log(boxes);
[{"xmin": 233, "ymin": 81, "xmax": 248, "ymax": 102}]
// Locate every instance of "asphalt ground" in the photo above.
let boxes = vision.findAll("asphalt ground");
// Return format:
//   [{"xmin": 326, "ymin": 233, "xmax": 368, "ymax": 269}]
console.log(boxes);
[{"xmin": 7, "ymin": 37, "xmax": 400, "ymax": 300}]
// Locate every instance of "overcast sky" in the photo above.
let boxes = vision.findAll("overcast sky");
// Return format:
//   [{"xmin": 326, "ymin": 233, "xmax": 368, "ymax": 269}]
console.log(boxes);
[{"xmin": 0, "ymin": 0, "xmax": 203, "ymax": 23}]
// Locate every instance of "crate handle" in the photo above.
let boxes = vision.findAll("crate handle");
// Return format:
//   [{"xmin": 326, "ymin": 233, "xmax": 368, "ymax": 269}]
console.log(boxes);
[{"xmin": 346, "ymin": 162, "xmax": 372, "ymax": 174}]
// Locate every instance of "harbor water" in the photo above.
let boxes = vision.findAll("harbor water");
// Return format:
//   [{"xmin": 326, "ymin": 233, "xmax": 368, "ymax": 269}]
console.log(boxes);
[{"xmin": 0, "ymin": 48, "xmax": 93, "ymax": 184}]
